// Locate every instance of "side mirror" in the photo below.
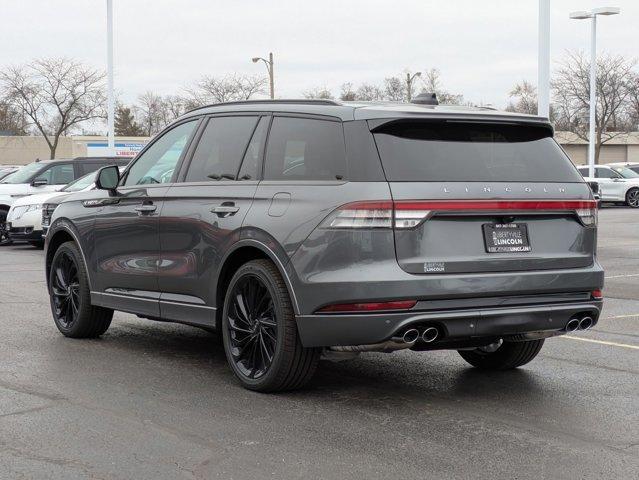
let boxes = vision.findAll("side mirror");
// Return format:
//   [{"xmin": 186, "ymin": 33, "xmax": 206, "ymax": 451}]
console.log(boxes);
[
  {"xmin": 32, "ymin": 178, "xmax": 48, "ymax": 187},
  {"xmin": 96, "ymin": 165, "xmax": 120, "ymax": 192}
]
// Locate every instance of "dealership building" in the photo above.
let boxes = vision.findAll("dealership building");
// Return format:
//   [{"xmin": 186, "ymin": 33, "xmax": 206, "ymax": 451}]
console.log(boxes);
[
  {"xmin": 0, "ymin": 135, "xmax": 149, "ymax": 165},
  {"xmin": 0, "ymin": 132, "xmax": 638, "ymax": 166}
]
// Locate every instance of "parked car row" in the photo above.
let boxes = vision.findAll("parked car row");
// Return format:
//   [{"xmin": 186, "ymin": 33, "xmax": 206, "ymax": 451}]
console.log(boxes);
[
  {"xmin": 0, "ymin": 157, "xmax": 129, "ymax": 245},
  {"xmin": 578, "ymin": 163, "xmax": 639, "ymax": 208}
]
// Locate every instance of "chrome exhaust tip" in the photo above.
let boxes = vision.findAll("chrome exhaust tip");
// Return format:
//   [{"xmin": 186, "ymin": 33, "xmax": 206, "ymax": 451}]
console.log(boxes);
[
  {"xmin": 421, "ymin": 327, "xmax": 439, "ymax": 343},
  {"xmin": 566, "ymin": 318, "xmax": 580, "ymax": 332},
  {"xmin": 402, "ymin": 328, "xmax": 420, "ymax": 343},
  {"xmin": 578, "ymin": 316, "xmax": 593, "ymax": 330}
]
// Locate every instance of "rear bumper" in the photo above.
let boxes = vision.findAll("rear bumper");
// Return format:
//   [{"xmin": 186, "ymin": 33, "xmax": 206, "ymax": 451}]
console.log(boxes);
[{"xmin": 296, "ymin": 300, "xmax": 603, "ymax": 347}]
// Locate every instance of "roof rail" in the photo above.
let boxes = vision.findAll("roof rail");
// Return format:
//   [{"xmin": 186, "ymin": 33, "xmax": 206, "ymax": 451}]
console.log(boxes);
[{"xmin": 186, "ymin": 98, "xmax": 343, "ymax": 114}]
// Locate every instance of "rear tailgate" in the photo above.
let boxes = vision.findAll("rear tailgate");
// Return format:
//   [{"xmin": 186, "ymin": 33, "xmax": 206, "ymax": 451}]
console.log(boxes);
[{"xmin": 371, "ymin": 119, "xmax": 596, "ymax": 275}]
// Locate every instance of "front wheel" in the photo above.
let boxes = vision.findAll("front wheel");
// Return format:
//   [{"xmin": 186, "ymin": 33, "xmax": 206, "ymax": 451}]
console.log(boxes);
[
  {"xmin": 221, "ymin": 259, "xmax": 320, "ymax": 392},
  {"xmin": 49, "ymin": 241, "xmax": 113, "ymax": 338},
  {"xmin": 458, "ymin": 339, "xmax": 544, "ymax": 370},
  {"xmin": 626, "ymin": 188, "xmax": 639, "ymax": 208}
]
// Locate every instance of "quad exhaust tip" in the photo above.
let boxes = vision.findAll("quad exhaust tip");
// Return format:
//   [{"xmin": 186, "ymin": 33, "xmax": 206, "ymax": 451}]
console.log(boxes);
[
  {"xmin": 578, "ymin": 316, "xmax": 593, "ymax": 330},
  {"xmin": 421, "ymin": 327, "xmax": 439, "ymax": 343},
  {"xmin": 402, "ymin": 328, "xmax": 420, "ymax": 343},
  {"xmin": 566, "ymin": 318, "xmax": 580, "ymax": 332}
]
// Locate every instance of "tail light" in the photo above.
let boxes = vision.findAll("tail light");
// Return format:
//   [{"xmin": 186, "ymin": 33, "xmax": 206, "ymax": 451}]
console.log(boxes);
[
  {"xmin": 591, "ymin": 289, "xmax": 603, "ymax": 300},
  {"xmin": 321, "ymin": 199, "xmax": 598, "ymax": 229}
]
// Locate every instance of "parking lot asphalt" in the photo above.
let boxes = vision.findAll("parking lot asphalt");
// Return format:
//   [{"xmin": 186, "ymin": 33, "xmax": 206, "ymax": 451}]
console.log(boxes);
[{"xmin": 0, "ymin": 207, "xmax": 637, "ymax": 480}]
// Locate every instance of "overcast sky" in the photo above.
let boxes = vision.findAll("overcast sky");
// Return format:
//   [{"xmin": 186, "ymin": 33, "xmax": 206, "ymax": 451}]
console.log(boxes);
[{"xmin": 1, "ymin": 0, "xmax": 637, "ymax": 108}]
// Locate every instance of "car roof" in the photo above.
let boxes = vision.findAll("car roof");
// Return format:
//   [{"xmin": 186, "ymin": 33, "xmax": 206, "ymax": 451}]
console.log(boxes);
[{"xmin": 179, "ymin": 99, "xmax": 551, "ymax": 125}]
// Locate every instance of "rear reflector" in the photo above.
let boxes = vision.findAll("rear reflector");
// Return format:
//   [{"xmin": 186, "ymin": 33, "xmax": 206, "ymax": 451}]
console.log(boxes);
[
  {"xmin": 591, "ymin": 289, "xmax": 603, "ymax": 300},
  {"xmin": 321, "ymin": 199, "xmax": 598, "ymax": 229},
  {"xmin": 316, "ymin": 300, "xmax": 417, "ymax": 313}
]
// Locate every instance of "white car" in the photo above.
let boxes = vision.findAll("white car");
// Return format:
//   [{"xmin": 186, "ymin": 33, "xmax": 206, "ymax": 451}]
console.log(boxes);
[
  {"xmin": 577, "ymin": 165, "xmax": 639, "ymax": 208},
  {"xmin": 606, "ymin": 162, "xmax": 639, "ymax": 175},
  {"xmin": 0, "ymin": 157, "xmax": 128, "ymax": 244},
  {"xmin": 6, "ymin": 168, "xmax": 124, "ymax": 247}
]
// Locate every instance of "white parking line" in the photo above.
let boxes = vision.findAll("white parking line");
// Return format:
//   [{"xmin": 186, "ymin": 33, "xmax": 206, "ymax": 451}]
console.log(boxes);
[
  {"xmin": 605, "ymin": 273, "xmax": 639, "ymax": 279},
  {"xmin": 560, "ymin": 335, "xmax": 639, "ymax": 350},
  {"xmin": 604, "ymin": 314, "xmax": 639, "ymax": 320}
]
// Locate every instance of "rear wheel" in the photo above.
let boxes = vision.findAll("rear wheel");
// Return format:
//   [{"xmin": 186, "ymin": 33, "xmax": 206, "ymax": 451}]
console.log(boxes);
[
  {"xmin": 458, "ymin": 339, "xmax": 544, "ymax": 370},
  {"xmin": 626, "ymin": 188, "xmax": 639, "ymax": 208},
  {"xmin": 49, "ymin": 241, "xmax": 113, "ymax": 338},
  {"xmin": 221, "ymin": 259, "xmax": 320, "ymax": 392}
]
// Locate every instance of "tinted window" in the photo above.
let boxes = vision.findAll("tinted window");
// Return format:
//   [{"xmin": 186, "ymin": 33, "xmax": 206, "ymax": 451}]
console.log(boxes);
[
  {"xmin": 36, "ymin": 163, "xmax": 75, "ymax": 185},
  {"xmin": 596, "ymin": 168, "xmax": 620, "ymax": 179},
  {"xmin": 185, "ymin": 116, "xmax": 258, "ymax": 182},
  {"xmin": 577, "ymin": 168, "xmax": 589, "ymax": 177},
  {"xmin": 238, "ymin": 117, "xmax": 269, "ymax": 180},
  {"xmin": 373, "ymin": 121, "xmax": 583, "ymax": 182},
  {"xmin": 264, "ymin": 117, "xmax": 346, "ymax": 181},
  {"xmin": 124, "ymin": 120, "xmax": 197, "ymax": 186}
]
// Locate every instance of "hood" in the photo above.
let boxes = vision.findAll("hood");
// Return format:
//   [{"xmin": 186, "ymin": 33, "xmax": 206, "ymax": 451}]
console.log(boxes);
[
  {"xmin": 0, "ymin": 184, "xmax": 30, "ymax": 207},
  {"xmin": 10, "ymin": 190, "xmax": 69, "ymax": 208}
]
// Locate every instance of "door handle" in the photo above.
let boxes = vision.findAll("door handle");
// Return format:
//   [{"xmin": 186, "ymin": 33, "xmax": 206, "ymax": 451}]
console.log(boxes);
[
  {"xmin": 134, "ymin": 204, "xmax": 157, "ymax": 214},
  {"xmin": 211, "ymin": 203, "xmax": 239, "ymax": 216}
]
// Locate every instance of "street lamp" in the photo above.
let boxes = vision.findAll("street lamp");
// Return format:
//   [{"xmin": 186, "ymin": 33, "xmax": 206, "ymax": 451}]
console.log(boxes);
[
  {"xmin": 406, "ymin": 71, "xmax": 421, "ymax": 102},
  {"xmin": 106, "ymin": 0, "xmax": 115, "ymax": 156},
  {"xmin": 538, "ymin": 0, "xmax": 550, "ymax": 118},
  {"xmin": 252, "ymin": 52, "xmax": 274, "ymax": 99},
  {"xmin": 569, "ymin": 6, "xmax": 620, "ymax": 178}
]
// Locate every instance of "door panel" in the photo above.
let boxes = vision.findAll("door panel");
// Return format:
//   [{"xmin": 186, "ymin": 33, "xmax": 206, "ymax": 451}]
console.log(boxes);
[
  {"xmin": 93, "ymin": 185, "xmax": 169, "ymax": 316},
  {"xmin": 159, "ymin": 182, "xmax": 258, "ymax": 316}
]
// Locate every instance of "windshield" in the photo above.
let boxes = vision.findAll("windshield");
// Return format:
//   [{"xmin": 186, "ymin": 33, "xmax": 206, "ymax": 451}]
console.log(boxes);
[
  {"xmin": 611, "ymin": 166, "xmax": 639, "ymax": 179},
  {"xmin": 61, "ymin": 171, "xmax": 95, "ymax": 192},
  {"xmin": 0, "ymin": 162, "xmax": 43, "ymax": 184},
  {"xmin": 372, "ymin": 121, "xmax": 583, "ymax": 182}
]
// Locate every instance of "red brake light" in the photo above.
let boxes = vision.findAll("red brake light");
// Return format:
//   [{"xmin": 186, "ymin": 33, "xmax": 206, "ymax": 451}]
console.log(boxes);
[
  {"xmin": 317, "ymin": 300, "xmax": 417, "ymax": 314},
  {"xmin": 591, "ymin": 289, "xmax": 603, "ymax": 300}
]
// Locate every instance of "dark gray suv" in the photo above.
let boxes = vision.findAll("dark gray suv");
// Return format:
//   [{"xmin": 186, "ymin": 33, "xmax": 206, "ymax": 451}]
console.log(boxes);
[{"xmin": 44, "ymin": 99, "xmax": 603, "ymax": 391}]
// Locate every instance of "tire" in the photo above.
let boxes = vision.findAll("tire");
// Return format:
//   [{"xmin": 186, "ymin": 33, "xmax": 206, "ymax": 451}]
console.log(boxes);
[
  {"xmin": 49, "ymin": 241, "xmax": 113, "ymax": 338},
  {"xmin": 625, "ymin": 188, "xmax": 639, "ymax": 208},
  {"xmin": 0, "ymin": 208, "xmax": 11, "ymax": 246},
  {"xmin": 221, "ymin": 259, "xmax": 320, "ymax": 392},
  {"xmin": 458, "ymin": 339, "xmax": 544, "ymax": 370}
]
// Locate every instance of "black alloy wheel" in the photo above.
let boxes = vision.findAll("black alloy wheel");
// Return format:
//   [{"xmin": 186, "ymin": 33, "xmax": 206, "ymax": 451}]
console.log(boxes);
[
  {"xmin": 226, "ymin": 274, "xmax": 278, "ymax": 379},
  {"xmin": 626, "ymin": 188, "xmax": 639, "ymax": 208},
  {"xmin": 48, "ymin": 241, "xmax": 113, "ymax": 338},
  {"xmin": 51, "ymin": 250, "xmax": 80, "ymax": 329},
  {"xmin": 222, "ymin": 259, "xmax": 320, "ymax": 392}
]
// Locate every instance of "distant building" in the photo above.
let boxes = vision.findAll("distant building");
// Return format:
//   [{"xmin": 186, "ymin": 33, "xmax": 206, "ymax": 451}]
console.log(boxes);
[
  {"xmin": 555, "ymin": 131, "xmax": 639, "ymax": 165},
  {"xmin": 0, "ymin": 135, "xmax": 150, "ymax": 165}
]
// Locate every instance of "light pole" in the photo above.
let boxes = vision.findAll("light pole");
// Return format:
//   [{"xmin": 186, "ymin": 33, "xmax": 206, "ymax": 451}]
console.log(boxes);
[
  {"xmin": 106, "ymin": 0, "xmax": 115, "ymax": 156},
  {"xmin": 569, "ymin": 6, "xmax": 620, "ymax": 178},
  {"xmin": 406, "ymin": 71, "xmax": 421, "ymax": 102},
  {"xmin": 538, "ymin": 0, "xmax": 550, "ymax": 118},
  {"xmin": 252, "ymin": 52, "xmax": 274, "ymax": 99}
]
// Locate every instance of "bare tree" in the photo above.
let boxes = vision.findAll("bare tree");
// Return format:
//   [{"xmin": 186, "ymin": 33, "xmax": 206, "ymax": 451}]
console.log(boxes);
[
  {"xmin": 356, "ymin": 83, "xmax": 384, "ymax": 101},
  {"xmin": 384, "ymin": 76, "xmax": 405, "ymax": 102},
  {"xmin": 420, "ymin": 69, "xmax": 463, "ymax": 105},
  {"xmin": 187, "ymin": 74, "xmax": 267, "ymax": 106},
  {"xmin": 506, "ymin": 80, "xmax": 538, "ymax": 115},
  {"xmin": 136, "ymin": 91, "xmax": 166, "ymax": 136},
  {"xmin": 552, "ymin": 51, "xmax": 636, "ymax": 162},
  {"xmin": 0, "ymin": 58, "xmax": 106, "ymax": 158},
  {"xmin": 302, "ymin": 87, "xmax": 334, "ymax": 99},
  {"xmin": 0, "ymin": 98, "xmax": 28, "ymax": 135},
  {"xmin": 339, "ymin": 83, "xmax": 357, "ymax": 101}
]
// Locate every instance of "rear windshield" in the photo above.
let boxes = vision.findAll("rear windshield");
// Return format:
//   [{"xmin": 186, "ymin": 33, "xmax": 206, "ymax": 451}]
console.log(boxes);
[{"xmin": 372, "ymin": 120, "xmax": 582, "ymax": 182}]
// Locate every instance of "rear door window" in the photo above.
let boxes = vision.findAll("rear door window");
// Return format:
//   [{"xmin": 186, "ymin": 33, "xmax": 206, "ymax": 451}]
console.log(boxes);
[
  {"xmin": 35, "ymin": 163, "xmax": 75, "ymax": 185},
  {"xmin": 264, "ymin": 117, "xmax": 346, "ymax": 181},
  {"xmin": 372, "ymin": 120, "xmax": 583, "ymax": 182},
  {"xmin": 184, "ymin": 116, "xmax": 259, "ymax": 182}
]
